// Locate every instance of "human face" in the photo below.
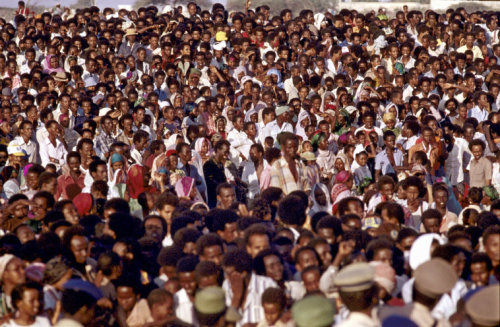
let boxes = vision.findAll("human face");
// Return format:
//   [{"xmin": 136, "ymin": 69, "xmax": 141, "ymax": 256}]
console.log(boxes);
[
  {"xmin": 179, "ymin": 146, "xmax": 192, "ymax": 164},
  {"xmin": 216, "ymin": 144, "xmax": 229, "ymax": 163},
  {"xmin": 70, "ymin": 235, "xmax": 88, "ymax": 264},
  {"xmin": 450, "ymin": 252, "xmax": 466, "ymax": 277},
  {"xmin": 220, "ymin": 222, "xmax": 237, "ymax": 244},
  {"xmin": 20, "ymin": 123, "xmax": 33, "ymax": 140},
  {"xmin": 151, "ymin": 296, "xmax": 173, "ymax": 321},
  {"xmin": 302, "ymin": 269, "xmax": 321, "ymax": 293},
  {"xmin": 32, "ymin": 196, "xmax": 48, "ymax": 220},
  {"xmin": 380, "ymin": 183, "xmax": 394, "ymax": 200},
  {"xmin": 68, "ymin": 156, "xmax": 81, "ymax": 174},
  {"xmin": 263, "ymin": 254, "xmax": 283, "ymax": 282},
  {"xmin": 434, "ymin": 190, "xmax": 448, "ymax": 209},
  {"xmin": 3, "ymin": 258, "xmax": 25, "ymax": 285},
  {"xmin": 201, "ymin": 245, "xmax": 223, "ymax": 266},
  {"xmin": 470, "ymin": 262, "xmax": 490, "ymax": 287},
  {"xmin": 63, "ymin": 203, "xmax": 79, "ymax": 225},
  {"xmin": 335, "ymin": 158, "xmax": 345, "ymax": 172},
  {"xmin": 159, "ymin": 204, "xmax": 175, "ymax": 225},
  {"xmin": 374, "ymin": 248, "xmax": 393, "ymax": 266},
  {"xmin": 484, "ymin": 234, "xmax": 500, "ymax": 265},
  {"xmin": 314, "ymin": 187, "xmax": 327, "ymax": 206},
  {"xmin": 356, "ymin": 153, "xmax": 368, "ymax": 167},
  {"xmin": 179, "ymin": 271, "xmax": 197, "ymax": 297},
  {"xmin": 314, "ymin": 243, "xmax": 332, "ymax": 267},
  {"xmin": 94, "ymin": 164, "xmax": 108, "ymax": 181},
  {"xmin": 16, "ymin": 225, "xmax": 35, "ymax": 244},
  {"xmin": 117, "ymin": 286, "xmax": 137, "ymax": 312},
  {"xmin": 246, "ymin": 234, "xmax": 270, "ymax": 258},
  {"xmin": 471, "ymin": 144, "xmax": 483, "ymax": 161},
  {"xmin": 384, "ymin": 135, "xmax": 395, "ymax": 150},
  {"xmin": 263, "ymin": 303, "xmax": 282, "ymax": 326},
  {"xmin": 217, "ymin": 187, "xmax": 235, "ymax": 209},
  {"xmin": 297, "ymin": 250, "xmax": 318, "ymax": 271},
  {"xmin": 16, "ymin": 288, "xmax": 40, "ymax": 318},
  {"xmin": 423, "ymin": 218, "xmax": 440, "ymax": 234},
  {"xmin": 283, "ymin": 139, "xmax": 298, "ymax": 160},
  {"xmin": 26, "ymin": 172, "xmax": 38, "ymax": 190},
  {"xmin": 144, "ymin": 218, "xmax": 165, "ymax": 244}
]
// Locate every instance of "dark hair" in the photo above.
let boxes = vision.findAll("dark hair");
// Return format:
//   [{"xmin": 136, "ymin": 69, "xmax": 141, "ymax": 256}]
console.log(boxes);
[
  {"xmin": 261, "ymin": 287, "xmax": 286, "ymax": 309},
  {"xmin": 33, "ymin": 191, "xmax": 55, "ymax": 209},
  {"xmin": 11, "ymin": 282, "xmax": 42, "ymax": 310},
  {"xmin": 421, "ymin": 209, "xmax": 443, "ymax": 224},
  {"xmin": 61, "ymin": 288, "xmax": 97, "ymax": 315},
  {"xmin": 222, "ymin": 249, "xmax": 252, "ymax": 273},
  {"xmin": 470, "ymin": 252, "xmax": 492, "ymax": 272},
  {"xmin": 196, "ymin": 233, "xmax": 223, "ymax": 257},
  {"xmin": 278, "ymin": 195, "xmax": 306, "ymax": 227},
  {"xmin": 366, "ymin": 238, "xmax": 393, "ymax": 262}
]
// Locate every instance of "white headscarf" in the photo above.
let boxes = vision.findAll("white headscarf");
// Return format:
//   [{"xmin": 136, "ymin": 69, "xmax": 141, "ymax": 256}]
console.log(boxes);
[
  {"xmin": 309, "ymin": 183, "xmax": 332, "ymax": 217},
  {"xmin": 409, "ymin": 233, "xmax": 444, "ymax": 271},
  {"xmin": 295, "ymin": 110, "xmax": 310, "ymax": 140},
  {"xmin": 314, "ymin": 13, "xmax": 326, "ymax": 31}
]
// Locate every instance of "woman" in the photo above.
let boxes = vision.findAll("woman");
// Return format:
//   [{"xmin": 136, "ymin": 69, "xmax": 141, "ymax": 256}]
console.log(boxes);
[
  {"xmin": 295, "ymin": 110, "xmax": 310, "ymax": 141},
  {"xmin": 194, "ymin": 137, "xmax": 213, "ymax": 165},
  {"xmin": 310, "ymin": 183, "xmax": 332, "ymax": 217},
  {"xmin": 313, "ymin": 132, "xmax": 335, "ymax": 182},
  {"xmin": 43, "ymin": 55, "xmax": 64, "ymax": 74},
  {"xmin": 175, "ymin": 176, "xmax": 204, "ymax": 203},
  {"xmin": 334, "ymin": 109, "xmax": 351, "ymax": 136},
  {"xmin": 108, "ymin": 153, "xmax": 128, "ymax": 199},
  {"xmin": 331, "ymin": 171, "xmax": 354, "ymax": 213},
  {"xmin": 1, "ymin": 167, "xmax": 19, "ymax": 199},
  {"xmin": 73, "ymin": 193, "xmax": 94, "ymax": 217}
]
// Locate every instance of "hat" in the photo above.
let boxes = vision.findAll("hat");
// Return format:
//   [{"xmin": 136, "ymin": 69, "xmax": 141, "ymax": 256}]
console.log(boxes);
[
  {"xmin": 382, "ymin": 315, "xmax": 418, "ymax": 327},
  {"xmin": 411, "ymin": 164, "xmax": 426, "ymax": 175},
  {"xmin": 0, "ymin": 254, "xmax": 15, "ymax": 279},
  {"xmin": 409, "ymin": 233, "xmax": 443, "ymax": 270},
  {"xmin": 215, "ymin": 31, "xmax": 228, "ymax": 41},
  {"xmin": 344, "ymin": 105, "xmax": 357, "ymax": 114},
  {"xmin": 414, "ymin": 258, "xmax": 458, "ymax": 298},
  {"xmin": 275, "ymin": 105, "xmax": 289, "ymax": 116},
  {"xmin": 7, "ymin": 143, "xmax": 27, "ymax": 157},
  {"xmin": 195, "ymin": 97, "xmax": 206, "ymax": 105},
  {"xmin": 53, "ymin": 72, "xmax": 68, "ymax": 82},
  {"xmin": 465, "ymin": 285, "xmax": 500, "ymax": 326},
  {"xmin": 334, "ymin": 262, "xmax": 375, "ymax": 292},
  {"xmin": 369, "ymin": 261, "xmax": 396, "ymax": 294},
  {"xmin": 44, "ymin": 257, "xmax": 71, "ymax": 285},
  {"xmin": 189, "ymin": 68, "xmax": 202, "ymax": 76},
  {"xmin": 291, "ymin": 295, "xmax": 334, "ymax": 327},
  {"xmin": 213, "ymin": 41, "xmax": 227, "ymax": 51},
  {"xmin": 300, "ymin": 152, "xmax": 316, "ymax": 161},
  {"xmin": 362, "ymin": 217, "xmax": 382, "ymax": 230},
  {"xmin": 64, "ymin": 279, "xmax": 103, "ymax": 300},
  {"xmin": 383, "ymin": 112, "xmax": 396, "ymax": 123},
  {"xmin": 1, "ymin": 88, "xmax": 12, "ymax": 97},
  {"xmin": 194, "ymin": 286, "xmax": 226, "ymax": 315},
  {"xmin": 125, "ymin": 28, "xmax": 137, "ymax": 36}
]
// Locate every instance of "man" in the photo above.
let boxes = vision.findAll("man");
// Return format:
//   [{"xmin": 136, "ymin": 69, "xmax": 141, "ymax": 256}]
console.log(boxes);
[
  {"xmin": 95, "ymin": 116, "xmax": 116, "ymax": 159},
  {"xmin": 375, "ymin": 130, "xmax": 404, "ymax": 181},
  {"xmin": 333, "ymin": 262, "xmax": 379, "ymax": 327},
  {"xmin": 469, "ymin": 92, "xmax": 490, "ymax": 123},
  {"xmin": 216, "ymin": 183, "xmax": 236, "ymax": 210},
  {"xmin": 204, "ymin": 140, "xmax": 229, "ymax": 208},
  {"xmin": 242, "ymin": 143, "xmax": 267, "ymax": 200},
  {"xmin": 10, "ymin": 120, "xmax": 37, "ymax": 164},
  {"xmin": 194, "ymin": 286, "xmax": 241, "ymax": 327},
  {"xmin": 227, "ymin": 115, "xmax": 249, "ymax": 166},
  {"xmin": 60, "ymin": 114, "xmax": 80, "ymax": 151},
  {"xmin": 263, "ymin": 105, "xmax": 293, "ymax": 145},
  {"xmin": 457, "ymin": 32, "xmax": 484, "ymax": 60},
  {"xmin": 176, "ymin": 142, "xmax": 206, "ymax": 199},
  {"xmin": 82, "ymin": 160, "xmax": 107, "ymax": 194},
  {"xmin": 270, "ymin": 133, "xmax": 310, "ymax": 195},
  {"xmin": 222, "ymin": 249, "xmax": 277, "ymax": 327},
  {"xmin": 174, "ymin": 256, "xmax": 199, "ymax": 325},
  {"xmin": 380, "ymin": 258, "xmax": 457, "ymax": 327},
  {"xmin": 291, "ymin": 295, "xmax": 335, "ymax": 327},
  {"xmin": 39, "ymin": 120, "xmax": 68, "ymax": 171}
]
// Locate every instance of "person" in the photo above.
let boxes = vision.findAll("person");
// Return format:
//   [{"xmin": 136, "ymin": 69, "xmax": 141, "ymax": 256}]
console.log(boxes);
[
  {"xmin": 291, "ymin": 295, "xmax": 334, "ymax": 327},
  {"xmin": 2, "ymin": 283, "xmax": 51, "ymax": 327},
  {"xmin": 257, "ymin": 287, "xmax": 294, "ymax": 327},
  {"xmin": 204, "ymin": 140, "xmax": 229, "ymax": 208}
]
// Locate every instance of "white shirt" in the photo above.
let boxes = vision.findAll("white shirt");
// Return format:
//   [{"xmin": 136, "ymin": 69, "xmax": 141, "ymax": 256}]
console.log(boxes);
[
  {"xmin": 1, "ymin": 316, "xmax": 51, "ymax": 327},
  {"xmin": 10, "ymin": 136, "xmax": 37, "ymax": 164},
  {"xmin": 174, "ymin": 288, "xmax": 197, "ymax": 326},
  {"xmin": 262, "ymin": 120, "xmax": 294, "ymax": 145},
  {"xmin": 375, "ymin": 148, "xmax": 403, "ymax": 175},
  {"xmin": 39, "ymin": 137, "xmax": 68, "ymax": 170},
  {"xmin": 227, "ymin": 128, "xmax": 250, "ymax": 166},
  {"xmin": 223, "ymin": 273, "xmax": 277, "ymax": 327},
  {"xmin": 242, "ymin": 160, "xmax": 269, "ymax": 198},
  {"xmin": 468, "ymin": 106, "xmax": 489, "ymax": 122}
]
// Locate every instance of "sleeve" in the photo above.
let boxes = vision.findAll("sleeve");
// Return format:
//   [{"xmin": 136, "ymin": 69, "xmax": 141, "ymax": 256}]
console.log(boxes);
[
  {"xmin": 374, "ymin": 153, "xmax": 382, "ymax": 170},
  {"xmin": 485, "ymin": 159, "xmax": 493, "ymax": 181},
  {"xmin": 39, "ymin": 141, "xmax": 49, "ymax": 167}
]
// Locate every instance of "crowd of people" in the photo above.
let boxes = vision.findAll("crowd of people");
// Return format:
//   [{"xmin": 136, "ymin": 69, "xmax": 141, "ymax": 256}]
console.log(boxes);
[{"xmin": 0, "ymin": 1, "xmax": 498, "ymax": 326}]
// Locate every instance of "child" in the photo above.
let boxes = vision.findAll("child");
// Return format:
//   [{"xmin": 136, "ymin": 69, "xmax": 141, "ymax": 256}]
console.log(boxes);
[
  {"xmin": 351, "ymin": 148, "xmax": 372, "ymax": 186},
  {"xmin": 301, "ymin": 265, "xmax": 321, "ymax": 294},
  {"xmin": 367, "ymin": 175, "xmax": 396, "ymax": 214},
  {"xmin": 147, "ymin": 289, "xmax": 174, "ymax": 323},
  {"xmin": 257, "ymin": 287, "xmax": 294, "ymax": 327},
  {"xmin": 130, "ymin": 130, "xmax": 149, "ymax": 165}
]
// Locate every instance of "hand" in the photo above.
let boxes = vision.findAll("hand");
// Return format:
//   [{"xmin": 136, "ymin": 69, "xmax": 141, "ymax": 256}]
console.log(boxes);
[
  {"xmin": 337, "ymin": 240, "xmax": 354, "ymax": 258},
  {"xmin": 228, "ymin": 270, "xmax": 245, "ymax": 306}
]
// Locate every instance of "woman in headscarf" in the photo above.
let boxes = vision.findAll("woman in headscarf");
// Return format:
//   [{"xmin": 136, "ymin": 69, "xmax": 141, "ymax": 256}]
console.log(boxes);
[
  {"xmin": 266, "ymin": 68, "xmax": 284, "ymax": 89},
  {"xmin": 73, "ymin": 193, "xmax": 93, "ymax": 217},
  {"xmin": 108, "ymin": 153, "xmax": 128, "ymax": 198},
  {"xmin": 127, "ymin": 164, "xmax": 158, "ymax": 212},
  {"xmin": 43, "ymin": 55, "xmax": 65, "ymax": 74},
  {"xmin": 295, "ymin": 110, "xmax": 310, "ymax": 141},
  {"xmin": 333, "ymin": 109, "xmax": 351, "ymax": 136},
  {"xmin": 1, "ymin": 166, "xmax": 19, "ymax": 199},
  {"xmin": 175, "ymin": 176, "xmax": 204, "ymax": 203},
  {"xmin": 215, "ymin": 116, "xmax": 227, "ymax": 139},
  {"xmin": 309, "ymin": 183, "xmax": 332, "ymax": 217},
  {"xmin": 312, "ymin": 132, "xmax": 335, "ymax": 182},
  {"xmin": 194, "ymin": 137, "xmax": 213, "ymax": 165},
  {"xmin": 331, "ymin": 171, "xmax": 354, "ymax": 214}
]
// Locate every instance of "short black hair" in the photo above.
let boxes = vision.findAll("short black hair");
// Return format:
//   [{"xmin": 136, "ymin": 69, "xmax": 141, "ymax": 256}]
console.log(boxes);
[
  {"xmin": 278, "ymin": 194, "xmax": 306, "ymax": 227},
  {"xmin": 222, "ymin": 249, "xmax": 252, "ymax": 273}
]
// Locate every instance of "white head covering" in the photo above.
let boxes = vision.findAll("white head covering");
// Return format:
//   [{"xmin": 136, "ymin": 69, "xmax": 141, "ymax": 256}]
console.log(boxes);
[
  {"xmin": 409, "ymin": 233, "xmax": 444, "ymax": 270},
  {"xmin": 295, "ymin": 110, "xmax": 310, "ymax": 140},
  {"xmin": 310, "ymin": 183, "xmax": 332, "ymax": 217},
  {"xmin": 314, "ymin": 13, "xmax": 326, "ymax": 31},
  {"xmin": 0, "ymin": 254, "xmax": 15, "ymax": 280}
]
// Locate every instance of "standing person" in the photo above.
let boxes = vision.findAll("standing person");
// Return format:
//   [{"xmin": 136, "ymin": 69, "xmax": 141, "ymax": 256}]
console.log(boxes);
[
  {"xmin": 2, "ymin": 283, "xmax": 51, "ymax": 327},
  {"xmin": 467, "ymin": 139, "xmax": 492, "ymax": 188},
  {"xmin": 241, "ymin": 144, "xmax": 267, "ymax": 200},
  {"xmin": 204, "ymin": 140, "xmax": 229, "ymax": 208},
  {"xmin": 270, "ymin": 133, "xmax": 310, "ymax": 195},
  {"xmin": 0, "ymin": 255, "xmax": 26, "ymax": 318},
  {"xmin": 9, "ymin": 121, "xmax": 37, "ymax": 165},
  {"xmin": 39, "ymin": 120, "xmax": 68, "ymax": 172},
  {"xmin": 375, "ymin": 131, "xmax": 404, "ymax": 181}
]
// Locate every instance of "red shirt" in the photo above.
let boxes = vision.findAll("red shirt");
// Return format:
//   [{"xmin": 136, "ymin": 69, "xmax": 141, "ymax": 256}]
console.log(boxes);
[{"xmin": 56, "ymin": 172, "xmax": 85, "ymax": 200}]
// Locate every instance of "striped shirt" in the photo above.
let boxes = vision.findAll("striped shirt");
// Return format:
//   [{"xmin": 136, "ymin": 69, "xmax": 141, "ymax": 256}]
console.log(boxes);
[{"xmin": 270, "ymin": 158, "xmax": 311, "ymax": 195}]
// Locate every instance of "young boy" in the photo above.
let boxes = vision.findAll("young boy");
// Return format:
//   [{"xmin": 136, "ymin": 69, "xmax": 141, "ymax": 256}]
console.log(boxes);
[
  {"xmin": 130, "ymin": 130, "xmax": 150, "ymax": 165},
  {"xmin": 257, "ymin": 287, "xmax": 294, "ymax": 327}
]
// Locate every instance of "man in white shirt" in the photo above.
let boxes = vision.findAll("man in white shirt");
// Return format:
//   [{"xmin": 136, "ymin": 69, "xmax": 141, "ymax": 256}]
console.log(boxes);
[
  {"xmin": 262, "ymin": 106, "xmax": 293, "ymax": 146},
  {"xmin": 469, "ymin": 91, "xmax": 490, "ymax": 123},
  {"xmin": 10, "ymin": 120, "xmax": 37, "ymax": 164},
  {"xmin": 241, "ymin": 144, "xmax": 267, "ymax": 199},
  {"xmin": 375, "ymin": 130, "xmax": 404, "ymax": 181},
  {"xmin": 39, "ymin": 120, "xmax": 68, "ymax": 171},
  {"xmin": 227, "ymin": 115, "xmax": 249, "ymax": 167}
]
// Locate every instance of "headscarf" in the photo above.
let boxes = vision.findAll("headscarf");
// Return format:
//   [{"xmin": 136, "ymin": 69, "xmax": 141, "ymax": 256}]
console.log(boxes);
[
  {"xmin": 295, "ymin": 110, "xmax": 310, "ymax": 140},
  {"xmin": 127, "ymin": 164, "xmax": 147, "ymax": 199},
  {"xmin": 311, "ymin": 132, "xmax": 326, "ymax": 152},
  {"xmin": 334, "ymin": 109, "xmax": 351, "ymax": 135},
  {"xmin": 43, "ymin": 55, "xmax": 64, "ymax": 74},
  {"xmin": 232, "ymin": 66, "xmax": 247, "ymax": 83},
  {"xmin": 314, "ymin": 13, "xmax": 326, "ymax": 30},
  {"xmin": 310, "ymin": 183, "xmax": 332, "ymax": 216},
  {"xmin": 244, "ymin": 108, "xmax": 258, "ymax": 123},
  {"xmin": 331, "ymin": 171, "xmax": 352, "ymax": 210},
  {"xmin": 483, "ymin": 185, "xmax": 499, "ymax": 201},
  {"xmin": 0, "ymin": 254, "xmax": 16, "ymax": 279},
  {"xmin": 73, "ymin": 193, "xmax": 93, "ymax": 217},
  {"xmin": 194, "ymin": 137, "xmax": 213, "ymax": 157},
  {"xmin": 108, "ymin": 153, "xmax": 127, "ymax": 185},
  {"xmin": 409, "ymin": 233, "xmax": 444, "ymax": 270},
  {"xmin": 266, "ymin": 68, "xmax": 284, "ymax": 89},
  {"xmin": 174, "ymin": 176, "xmax": 204, "ymax": 203},
  {"xmin": 335, "ymin": 171, "xmax": 351, "ymax": 184},
  {"xmin": 334, "ymin": 153, "xmax": 350, "ymax": 173}
]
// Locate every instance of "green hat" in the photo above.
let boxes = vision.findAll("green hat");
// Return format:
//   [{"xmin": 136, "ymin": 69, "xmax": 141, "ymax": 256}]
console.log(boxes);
[
  {"xmin": 194, "ymin": 286, "xmax": 226, "ymax": 315},
  {"xmin": 291, "ymin": 295, "xmax": 334, "ymax": 327},
  {"xmin": 334, "ymin": 262, "xmax": 375, "ymax": 292}
]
